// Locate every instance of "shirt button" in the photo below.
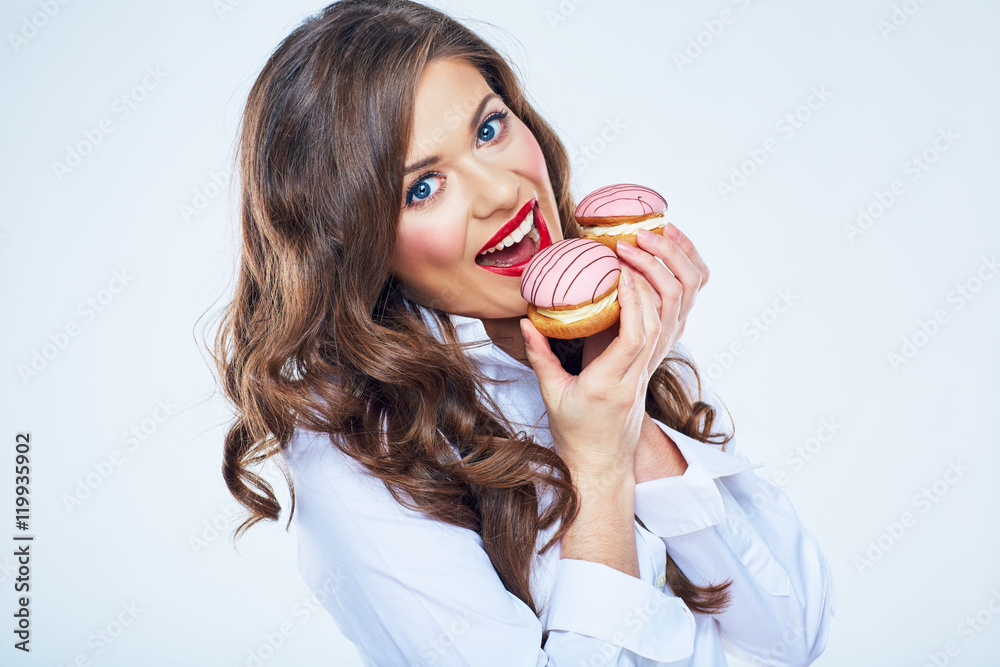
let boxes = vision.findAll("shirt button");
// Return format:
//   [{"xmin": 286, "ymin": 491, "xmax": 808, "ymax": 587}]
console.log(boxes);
[{"xmin": 656, "ymin": 573, "xmax": 667, "ymax": 588}]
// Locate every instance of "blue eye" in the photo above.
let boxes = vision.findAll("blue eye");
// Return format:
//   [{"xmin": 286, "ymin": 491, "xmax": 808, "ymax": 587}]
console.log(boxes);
[
  {"xmin": 479, "ymin": 118, "xmax": 500, "ymax": 142},
  {"xmin": 404, "ymin": 173, "xmax": 443, "ymax": 207},
  {"xmin": 477, "ymin": 109, "xmax": 509, "ymax": 145},
  {"xmin": 402, "ymin": 108, "xmax": 510, "ymax": 210},
  {"xmin": 411, "ymin": 178, "xmax": 435, "ymax": 201}
]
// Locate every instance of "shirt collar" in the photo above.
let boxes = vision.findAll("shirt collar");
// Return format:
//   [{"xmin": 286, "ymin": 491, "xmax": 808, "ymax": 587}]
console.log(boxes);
[
  {"xmin": 652, "ymin": 416, "xmax": 763, "ymax": 479},
  {"xmin": 634, "ymin": 417, "xmax": 764, "ymax": 538}
]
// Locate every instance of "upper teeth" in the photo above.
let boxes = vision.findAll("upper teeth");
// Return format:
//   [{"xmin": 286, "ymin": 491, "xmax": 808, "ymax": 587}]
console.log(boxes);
[{"xmin": 479, "ymin": 209, "xmax": 536, "ymax": 255}]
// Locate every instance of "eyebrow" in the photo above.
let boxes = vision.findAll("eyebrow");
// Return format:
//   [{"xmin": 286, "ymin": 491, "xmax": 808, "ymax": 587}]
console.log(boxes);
[{"xmin": 403, "ymin": 92, "xmax": 501, "ymax": 176}]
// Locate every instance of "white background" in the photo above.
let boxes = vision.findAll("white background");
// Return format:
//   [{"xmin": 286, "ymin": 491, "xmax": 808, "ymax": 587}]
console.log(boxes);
[{"xmin": 1, "ymin": 0, "xmax": 998, "ymax": 665}]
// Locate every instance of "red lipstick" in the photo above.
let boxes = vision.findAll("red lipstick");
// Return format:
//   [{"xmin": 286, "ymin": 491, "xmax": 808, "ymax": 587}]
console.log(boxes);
[
  {"xmin": 477, "ymin": 198, "xmax": 535, "ymax": 255},
  {"xmin": 476, "ymin": 199, "xmax": 553, "ymax": 277}
]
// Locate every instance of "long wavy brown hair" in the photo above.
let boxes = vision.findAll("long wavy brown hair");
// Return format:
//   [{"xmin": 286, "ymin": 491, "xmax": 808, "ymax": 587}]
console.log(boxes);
[{"xmin": 210, "ymin": 0, "xmax": 736, "ymax": 644}]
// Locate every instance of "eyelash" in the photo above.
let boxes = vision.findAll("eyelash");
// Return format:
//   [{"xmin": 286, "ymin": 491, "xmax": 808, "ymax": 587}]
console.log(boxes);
[{"xmin": 403, "ymin": 109, "xmax": 511, "ymax": 210}]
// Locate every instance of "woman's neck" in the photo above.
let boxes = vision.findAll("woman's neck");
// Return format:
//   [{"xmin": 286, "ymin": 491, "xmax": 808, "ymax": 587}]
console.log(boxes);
[
  {"xmin": 478, "ymin": 316, "xmax": 582, "ymax": 373},
  {"xmin": 479, "ymin": 316, "xmax": 530, "ymax": 367}
]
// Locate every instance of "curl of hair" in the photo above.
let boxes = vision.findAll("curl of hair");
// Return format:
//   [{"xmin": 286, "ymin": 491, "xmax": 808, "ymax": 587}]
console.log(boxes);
[{"xmin": 210, "ymin": 0, "xmax": 735, "ymax": 647}]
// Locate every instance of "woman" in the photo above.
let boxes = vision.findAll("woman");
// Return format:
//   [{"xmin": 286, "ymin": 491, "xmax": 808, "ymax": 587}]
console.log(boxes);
[{"xmin": 212, "ymin": 0, "xmax": 834, "ymax": 664}]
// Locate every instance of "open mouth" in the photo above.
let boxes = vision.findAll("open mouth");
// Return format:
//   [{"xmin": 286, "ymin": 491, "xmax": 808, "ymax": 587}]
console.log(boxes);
[{"xmin": 475, "ymin": 199, "xmax": 552, "ymax": 276}]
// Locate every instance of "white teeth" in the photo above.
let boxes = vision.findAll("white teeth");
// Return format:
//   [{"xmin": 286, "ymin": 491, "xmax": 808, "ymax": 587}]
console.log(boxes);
[{"xmin": 479, "ymin": 209, "xmax": 536, "ymax": 255}]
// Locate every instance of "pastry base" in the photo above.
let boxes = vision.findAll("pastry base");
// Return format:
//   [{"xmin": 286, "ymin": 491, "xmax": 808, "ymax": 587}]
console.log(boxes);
[{"xmin": 527, "ymin": 299, "xmax": 621, "ymax": 340}]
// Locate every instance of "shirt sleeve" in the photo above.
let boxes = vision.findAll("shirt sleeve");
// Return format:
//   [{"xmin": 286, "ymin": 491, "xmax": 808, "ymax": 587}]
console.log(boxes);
[
  {"xmin": 283, "ymin": 428, "xmax": 702, "ymax": 666},
  {"xmin": 633, "ymin": 408, "xmax": 835, "ymax": 666}
]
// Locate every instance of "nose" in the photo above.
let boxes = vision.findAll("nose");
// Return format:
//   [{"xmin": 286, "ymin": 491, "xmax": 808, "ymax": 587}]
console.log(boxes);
[{"xmin": 468, "ymin": 162, "xmax": 520, "ymax": 223}]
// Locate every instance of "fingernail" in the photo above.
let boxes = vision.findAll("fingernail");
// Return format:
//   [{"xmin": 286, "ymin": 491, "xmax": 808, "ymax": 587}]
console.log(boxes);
[
  {"xmin": 617, "ymin": 240, "xmax": 637, "ymax": 255},
  {"xmin": 665, "ymin": 224, "xmax": 680, "ymax": 241},
  {"xmin": 621, "ymin": 266, "xmax": 634, "ymax": 288},
  {"xmin": 637, "ymin": 229, "xmax": 657, "ymax": 243}
]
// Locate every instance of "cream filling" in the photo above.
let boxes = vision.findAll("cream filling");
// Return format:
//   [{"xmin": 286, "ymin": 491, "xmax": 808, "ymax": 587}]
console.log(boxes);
[
  {"xmin": 536, "ymin": 288, "xmax": 618, "ymax": 324},
  {"xmin": 581, "ymin": 216, "xmax": 666, "ymax": 237}
]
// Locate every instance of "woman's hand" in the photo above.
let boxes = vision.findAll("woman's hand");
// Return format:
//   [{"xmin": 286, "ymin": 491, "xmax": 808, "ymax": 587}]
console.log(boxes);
[
  {"xmin": 581, "ymin": 224, "xmax": 710, "ymax": 376},
  {"xmin": 520, "ymin": 263, "xmax": 662, "ymax": 478}
]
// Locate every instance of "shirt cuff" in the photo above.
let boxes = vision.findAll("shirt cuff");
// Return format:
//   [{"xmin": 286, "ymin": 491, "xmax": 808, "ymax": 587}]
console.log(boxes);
[
  {"xmin": 634, "ymin": 417, "xmax": 763, "ymax": 538},
  {"xmin": 545, "ymin": 558, "xmax": 696, "ymax": 662}
]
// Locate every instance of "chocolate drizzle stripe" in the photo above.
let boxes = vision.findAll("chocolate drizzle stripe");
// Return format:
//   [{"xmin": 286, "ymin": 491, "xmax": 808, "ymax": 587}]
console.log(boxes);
[
  {"xmin": 524, "ymin": 241, "xmax": 586, "ymax": 304},
  {"xmin": 580, "ymin": 183, "xmax": 658, "ymax": 205},
  {"xmin": 575, "ymin": 183, "xmax": 668, "ymax": 218},
  {"xmin": 559, "ymin": 256, "xmax": 620, "ymax": 303},
  {"xmin": 521, "ymin": 239, "xmax": 622, "ymax": 307},
  {"xmin": 579, "ymin": 183, "xmax": 639, "ymax": 207},
  {"xmin": 525, "ymin": 242, "xmax": 577, "ymax": 303},
  {"xmin": 590, "ymin": 269, "xmax": 620, "ymax": 301},
  {"xmin": 593, "ymin": 196, "xmax": 654, "ymax": 216},
  {"xmin": 550, "ymin": 245, "xmax": 607, "ymax": 305}
]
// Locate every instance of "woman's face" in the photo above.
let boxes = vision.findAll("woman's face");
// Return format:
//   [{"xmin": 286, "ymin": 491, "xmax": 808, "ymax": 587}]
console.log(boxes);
[{"xmin": 390, "ymin": 58, "xmax": 561, "ymax": 319}]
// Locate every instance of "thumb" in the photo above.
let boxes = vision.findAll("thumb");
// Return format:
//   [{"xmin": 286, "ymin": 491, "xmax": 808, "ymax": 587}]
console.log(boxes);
[{"xmin": 520, "ymin": 317, "xmax": 571, "ymax": 390}]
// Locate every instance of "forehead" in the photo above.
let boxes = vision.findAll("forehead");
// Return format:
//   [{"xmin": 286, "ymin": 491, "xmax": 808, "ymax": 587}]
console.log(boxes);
[{"xmin": 407, "ymin": 58, "xmax": 495, "ymax": 161}]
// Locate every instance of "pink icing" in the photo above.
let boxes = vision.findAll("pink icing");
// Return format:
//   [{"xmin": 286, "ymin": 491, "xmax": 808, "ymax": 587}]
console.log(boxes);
[
  {"xmin": 574, "ymin": 183, "xmax": 667, "ymax": 218},
  {"xmin": 520, "ymin": 238, "xmax": 621, "ymax": 308}
]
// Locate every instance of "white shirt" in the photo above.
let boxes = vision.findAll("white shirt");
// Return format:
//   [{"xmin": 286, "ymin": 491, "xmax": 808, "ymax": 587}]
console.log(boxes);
[{"xmin": 282, "ymin": 304, "xmax": 835, "ymax": 666}]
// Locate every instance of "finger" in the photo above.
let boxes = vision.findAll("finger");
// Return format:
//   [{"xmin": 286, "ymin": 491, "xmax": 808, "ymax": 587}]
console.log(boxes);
[
  {"xmin": 617, "ymin": 237, "xmax": 683, "ymax": 327},
  {"xmin": 617, "ymin": 240, "xmax": 668, "ymax": 316},
  {"xmin": 627, "ymin": 268, "xmax": 662, "ymax": 376},
  {"xmin": 520, "ymin": 317, "xmax": 573, "ymax": 399},
  {"xmin": 629, "ymin": 231, "xmax": 699, "ymax": 295},
  {"xmin": 629, "ymin": 231, "xmax": 701, "ymax": 320},
  {"xmin": 583, "ymin": 265, "xmax": 644, "ymax": 385},
  {"xmin": 663, "ymin": 224, "xmax": 711, "ymax": 287}
]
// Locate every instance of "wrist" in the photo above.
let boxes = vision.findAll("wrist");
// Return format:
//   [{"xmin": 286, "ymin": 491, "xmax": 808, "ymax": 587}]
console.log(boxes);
[
  {"xmin": 571, "ymin": 467, "xmax": 637, "ymax": 518},
  {"xmin": 569, "ymin": 460, "xmax": 636, "ymax": 490}
]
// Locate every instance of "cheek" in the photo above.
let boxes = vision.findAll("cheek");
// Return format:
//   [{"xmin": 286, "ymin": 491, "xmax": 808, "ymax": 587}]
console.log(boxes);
[
  {"xmin": 512, "ymin": 125, "xmax": 548, "ymax": 184},
  {"xmin": 394, "ymin": 215, "xmax": 467, "ymax": 272}
]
